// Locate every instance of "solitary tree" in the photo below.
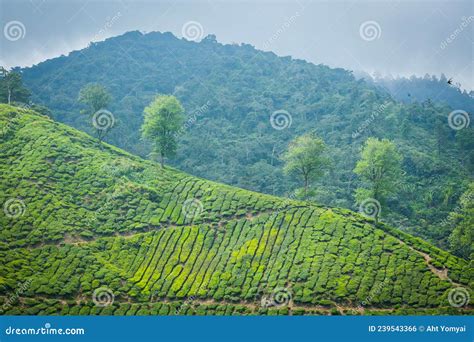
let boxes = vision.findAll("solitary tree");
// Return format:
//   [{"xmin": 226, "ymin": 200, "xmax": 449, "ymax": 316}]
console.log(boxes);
[
  {"xmin": 282, "ymin": 133, "xmax": 328, "ymax": 199},
  {"xmin": 78, "ymin": 84, "xmax": 112, "ymax": 142},
  {"xmin": 78, "ymin": 84, "xmax": 111, "ymax": 114},
  {"xmin": 141, "ymin": 95, "xmax": 185, "ymax": 167},
  {"xmin": 354, "ymin": 137, "xmax": 403, "ymax": 224},
  {"xmin": 0, "ymin": 67, "xmax": 31, "ymax": 105}
]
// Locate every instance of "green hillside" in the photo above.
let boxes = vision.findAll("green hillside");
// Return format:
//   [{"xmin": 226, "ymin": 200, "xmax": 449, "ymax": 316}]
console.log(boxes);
[
  {"xmin": 0, "ymin": 105, "xmax": 471, "ymax": 315},
  {"xmin": 20, "ymin": 31, "xmax": 473, "ymax": 251}
]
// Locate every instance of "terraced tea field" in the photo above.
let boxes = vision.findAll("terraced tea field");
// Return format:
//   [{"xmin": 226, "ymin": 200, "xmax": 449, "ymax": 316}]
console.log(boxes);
[{"xmin": 0, "ymin": 105, "xmax": 471, "ymax": 315}]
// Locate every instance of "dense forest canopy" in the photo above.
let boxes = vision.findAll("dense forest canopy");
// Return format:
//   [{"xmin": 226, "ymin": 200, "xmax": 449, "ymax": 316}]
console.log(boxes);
[{"xmin": 15, "ymin": 30, "xmax": 474, "ymax": 255}]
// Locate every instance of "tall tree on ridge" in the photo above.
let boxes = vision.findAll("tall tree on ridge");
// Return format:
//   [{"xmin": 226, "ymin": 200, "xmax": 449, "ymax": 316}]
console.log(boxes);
[
  {"xmin": 282, "ymin": 133, "xmax": 328, "ymax": 199},
  {"xmin": 141, "ymin": 94, "xmax": 185, "ymax": 167}
]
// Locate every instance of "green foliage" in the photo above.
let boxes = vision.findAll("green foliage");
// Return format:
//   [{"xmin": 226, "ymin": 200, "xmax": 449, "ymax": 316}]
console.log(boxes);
[
  {"xmin": 0, "ymin": 67, "xmax": 31, "ymax": 105},
  {"xmin": 282, "ymin": 133, "xmax": 328, "ymax": 199},
  {"xmin": 354, "ymin": 138, "xmax": 403, "ymax": 222},
  {"xmin": 141, "ymin": 95, "xmax": 185, "ymax": 167},
  {"xmin": 78, "ymin": 84, "xmax": 111, "ymax": 114},
  {"xmin": 448, "ymin": 183, "xmax": 473, "ymax": 259},
  {"xmin": 77, "ymin": 83, "xmax": 112, "ymax": 143}
]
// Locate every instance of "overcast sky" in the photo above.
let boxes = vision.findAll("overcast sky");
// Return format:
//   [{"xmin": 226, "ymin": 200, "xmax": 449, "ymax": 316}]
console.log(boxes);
[{"xmin": 1, "ymin": 0, "xmax": 473, "ymax": 89}]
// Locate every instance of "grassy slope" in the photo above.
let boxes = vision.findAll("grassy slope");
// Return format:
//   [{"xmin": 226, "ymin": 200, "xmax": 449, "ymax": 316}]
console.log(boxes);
[{"xmin": 0, "ymin": 105, "xmax": 471, "ymax": 315}]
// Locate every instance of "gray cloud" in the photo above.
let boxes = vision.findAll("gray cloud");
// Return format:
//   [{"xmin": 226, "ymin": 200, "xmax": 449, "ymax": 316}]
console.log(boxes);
[{"xmin": 1, "ymin": 0, "xmax": 472, "ymax": 89}]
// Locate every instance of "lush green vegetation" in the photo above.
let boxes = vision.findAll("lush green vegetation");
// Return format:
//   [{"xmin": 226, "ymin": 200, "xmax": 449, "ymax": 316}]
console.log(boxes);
[
  {"xmin": 354, "ymin": 138, "xmax": 403, "ymax": 224},
  {"xmin": 77, "ymin": 83, "xmax": 113, "ymax": 142},
  {"xmin": 447, "ymin": 183, "xmax": 474, "ymax": 260},
  {"xmin": 282, "ymin": 133, "xmax": 328, "ymax": 199},
  {"xmin": 141, "ymin": 95, "xmax": 185, "ymax": 167},
  {"xmin": 18, "ymin": 31, "xmax": 473, "ymax": 254},
  {"xmin": 0, "ymin": 105, "xmax": 471, "ymax": 315},
  {"xmin": 0, "ymin": 67, "xmax": 31, "ymax": 105}
]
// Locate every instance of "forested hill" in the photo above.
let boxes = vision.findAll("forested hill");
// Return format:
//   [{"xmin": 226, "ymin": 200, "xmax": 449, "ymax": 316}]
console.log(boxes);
[
  {"xmin": 19, "ymin": 31, "xmax": 473, "ymax": 250},
  {"xmin": 0, "ymin": 105, "xmax": 471, "ymax": 315}
]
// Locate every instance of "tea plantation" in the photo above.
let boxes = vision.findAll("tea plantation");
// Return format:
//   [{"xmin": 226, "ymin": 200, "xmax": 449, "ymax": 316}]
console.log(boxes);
[{"xmin": 0, "ymin": 105, "xmax": 471, "ymax": 315}]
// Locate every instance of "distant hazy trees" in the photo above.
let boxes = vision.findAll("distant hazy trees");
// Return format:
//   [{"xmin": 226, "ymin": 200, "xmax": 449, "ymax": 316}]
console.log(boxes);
[
  {"xmin": 282, "ymin": 133, "xmax": 328, "ymax": 199},
  {"xmin": 78, "ymin": 84, "xmax": 111, "ymax": 114},
  {"xmin": 354, "ymin": 137, "xmax": 402, "ymax": 224},
  {"xmin": 0, "ymin": 67, "xmax": 31, "ymax": 105},
  {"xmin": 78, "ymin": 84, "xmax": 112, "ymax": 143},
  {"xmin": 141, "ymin": 95, "xmax": 185, "ymax": 167}
]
